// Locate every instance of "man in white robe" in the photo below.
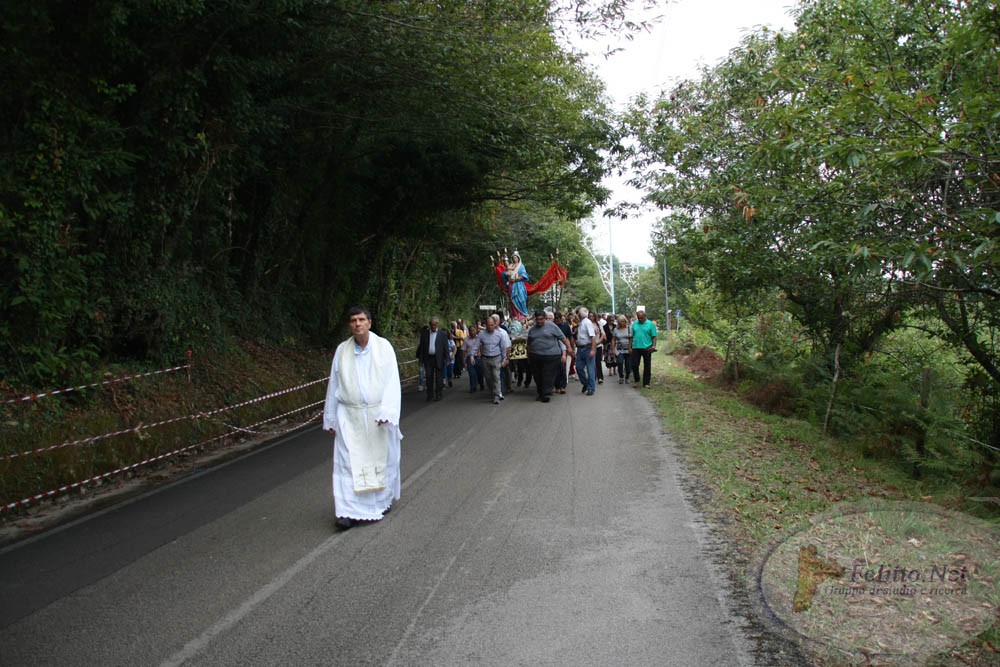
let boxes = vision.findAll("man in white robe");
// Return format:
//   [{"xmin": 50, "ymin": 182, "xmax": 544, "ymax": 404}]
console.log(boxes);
[{"xmin": 323, "ymin": 306, "xmax": 402, "ymax": 530}]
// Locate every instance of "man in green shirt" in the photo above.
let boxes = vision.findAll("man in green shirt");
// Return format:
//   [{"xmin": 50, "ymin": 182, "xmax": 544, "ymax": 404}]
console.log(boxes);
[{"xmin": 629, "ymin": 308, "xmax": 658, "ymax": 388}]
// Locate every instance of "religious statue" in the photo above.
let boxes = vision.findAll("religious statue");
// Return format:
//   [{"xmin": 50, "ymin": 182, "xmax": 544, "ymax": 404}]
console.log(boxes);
[
  {"xmin": 503, "ymin": 250, "xmax": 530, "ymax": 320},
  {"xmin": 491, "ymin": 249, "xmax": 568, "ymax": 320}
]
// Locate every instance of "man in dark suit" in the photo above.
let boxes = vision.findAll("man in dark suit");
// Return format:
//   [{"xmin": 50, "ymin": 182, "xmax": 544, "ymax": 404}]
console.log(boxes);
[{"xmin": 416, "ymin": 316, "xmax": 450, "ymax": 401}]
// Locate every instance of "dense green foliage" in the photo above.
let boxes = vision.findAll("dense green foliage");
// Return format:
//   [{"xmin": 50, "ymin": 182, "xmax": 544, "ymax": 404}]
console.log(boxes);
[
  {"xmin": 1, "ymin": 0, "xmax": 625, "ymax": 386},
  {"xmin": 629, "ymin": 0, "xmax": 999, "ymax": 477}
]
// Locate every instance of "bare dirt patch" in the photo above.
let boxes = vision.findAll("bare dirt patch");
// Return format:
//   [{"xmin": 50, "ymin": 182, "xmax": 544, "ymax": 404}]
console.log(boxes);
[
  {"xmin": 677, "ymin": 345, "xmax": 725, "ymax": 379},
  {"xmin": 747, "ymin": 378, "xmax": 798, "ymax": 416}
]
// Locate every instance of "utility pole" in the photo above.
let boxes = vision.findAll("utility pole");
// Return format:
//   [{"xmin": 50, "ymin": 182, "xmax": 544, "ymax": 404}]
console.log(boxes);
[
  {"xmin": 663, "ymin": 258, "xmax": 669, "ymax": 341},
  {"xmin": 608, "ymin": 217, "xmax": 616, "ymax": 314}
]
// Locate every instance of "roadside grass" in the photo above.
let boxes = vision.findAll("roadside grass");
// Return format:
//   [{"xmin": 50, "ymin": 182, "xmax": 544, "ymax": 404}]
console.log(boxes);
[{"xmin": 646, "ymin": 351, "xmax": 999, "ymax": 666}]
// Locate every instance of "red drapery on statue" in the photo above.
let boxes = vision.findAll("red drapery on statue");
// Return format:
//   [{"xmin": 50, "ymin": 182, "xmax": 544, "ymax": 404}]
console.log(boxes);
[{"xmin": 494, "ymin": 259, "xmax": 568, "ymax": 317}]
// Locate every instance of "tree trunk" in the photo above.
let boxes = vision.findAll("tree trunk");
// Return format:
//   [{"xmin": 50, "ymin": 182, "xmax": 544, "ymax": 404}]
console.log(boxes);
[{"xmin": 822, "ymin": 343, "xmax": 841, "ymax": 436}]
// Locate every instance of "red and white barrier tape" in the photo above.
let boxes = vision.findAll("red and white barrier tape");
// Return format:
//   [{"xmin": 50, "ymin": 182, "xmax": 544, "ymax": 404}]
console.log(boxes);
[
  {"xmin": 1, "ymin": 353, "xmax": 424, "ymax": 512},
  {"xmin": 2, "ymin": 408, "xmax": 322, "ymax": 513},
  {"xmin": 1, "ymin": 376, "xmax": 329, "ymax": 461},
  {"xmin": 3, "ymin": 364, "xmax": 192, "ymax": 405},
  {"xmin": 210, "ymin": 400, "xmax": 323, "ymax": 436}
]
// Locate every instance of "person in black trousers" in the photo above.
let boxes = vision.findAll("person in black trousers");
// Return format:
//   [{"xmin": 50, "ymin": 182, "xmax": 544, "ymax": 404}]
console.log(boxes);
[
  {"xmin": 416, "ymin": 316, "xmax": 450, "ymax": 401},
  {"xmin": 629, "ymin": 309, "xmax": 658, "ymax": 388},
  {"xmin": 526, "ymin": 310, "xmax": 570, "ymax": 402}
]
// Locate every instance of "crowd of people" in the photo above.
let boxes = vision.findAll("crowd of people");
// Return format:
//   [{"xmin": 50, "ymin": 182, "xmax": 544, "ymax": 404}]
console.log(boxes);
[{"xmin": 415, "ymin": 306, "xmax": 658, "ymax": 405}]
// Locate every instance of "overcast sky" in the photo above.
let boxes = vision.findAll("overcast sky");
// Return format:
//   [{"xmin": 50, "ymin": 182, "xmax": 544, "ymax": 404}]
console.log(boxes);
[{"xmin": 579, "ymin": 0, "xmax": 800, "ymax": 265}]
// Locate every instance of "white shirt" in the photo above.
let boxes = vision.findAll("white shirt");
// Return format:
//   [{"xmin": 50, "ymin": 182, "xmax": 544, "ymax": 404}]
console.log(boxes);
[
  {"xmin": 427, "ymin": 329, "xmax": 438, "ymax": 357},
  {"xmin": 576, "ymin": 318, "xmax": 597, "ymax": 347}
]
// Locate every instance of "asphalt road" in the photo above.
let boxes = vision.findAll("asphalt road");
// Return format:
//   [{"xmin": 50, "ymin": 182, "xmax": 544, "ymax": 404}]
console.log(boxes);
[{"xmin": 0, "ymin": 375, "xmax": 756, "ymax": 666}]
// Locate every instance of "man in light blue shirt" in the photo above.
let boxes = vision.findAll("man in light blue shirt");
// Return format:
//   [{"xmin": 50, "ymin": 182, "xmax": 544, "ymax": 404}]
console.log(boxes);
[
  {"xmin": 477, "ymin": 316, "xmax": 510, "ymax": 404},
  {"xmin": 574, "ymin": 306, "xmax": 598, "ymax": 395}
]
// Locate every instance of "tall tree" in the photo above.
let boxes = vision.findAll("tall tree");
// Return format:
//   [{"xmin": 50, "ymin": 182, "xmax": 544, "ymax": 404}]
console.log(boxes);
[
  {"xmin": 629, "ymin": 0, "xmax": 998, "ymax": 448},
  {"xmin": 0, "ymin": 0, "xmax": 635, "ymax": 384}
]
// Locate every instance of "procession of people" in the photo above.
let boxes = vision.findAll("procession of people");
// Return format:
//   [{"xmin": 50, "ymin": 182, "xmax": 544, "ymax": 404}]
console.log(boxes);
[
  {"xmin": 322, "ymin": 247, "xmax": 658, "ymax": 529},
  {"xmin": 409, "ymin": 305, "xmax": 657, "ymax": 399}
]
